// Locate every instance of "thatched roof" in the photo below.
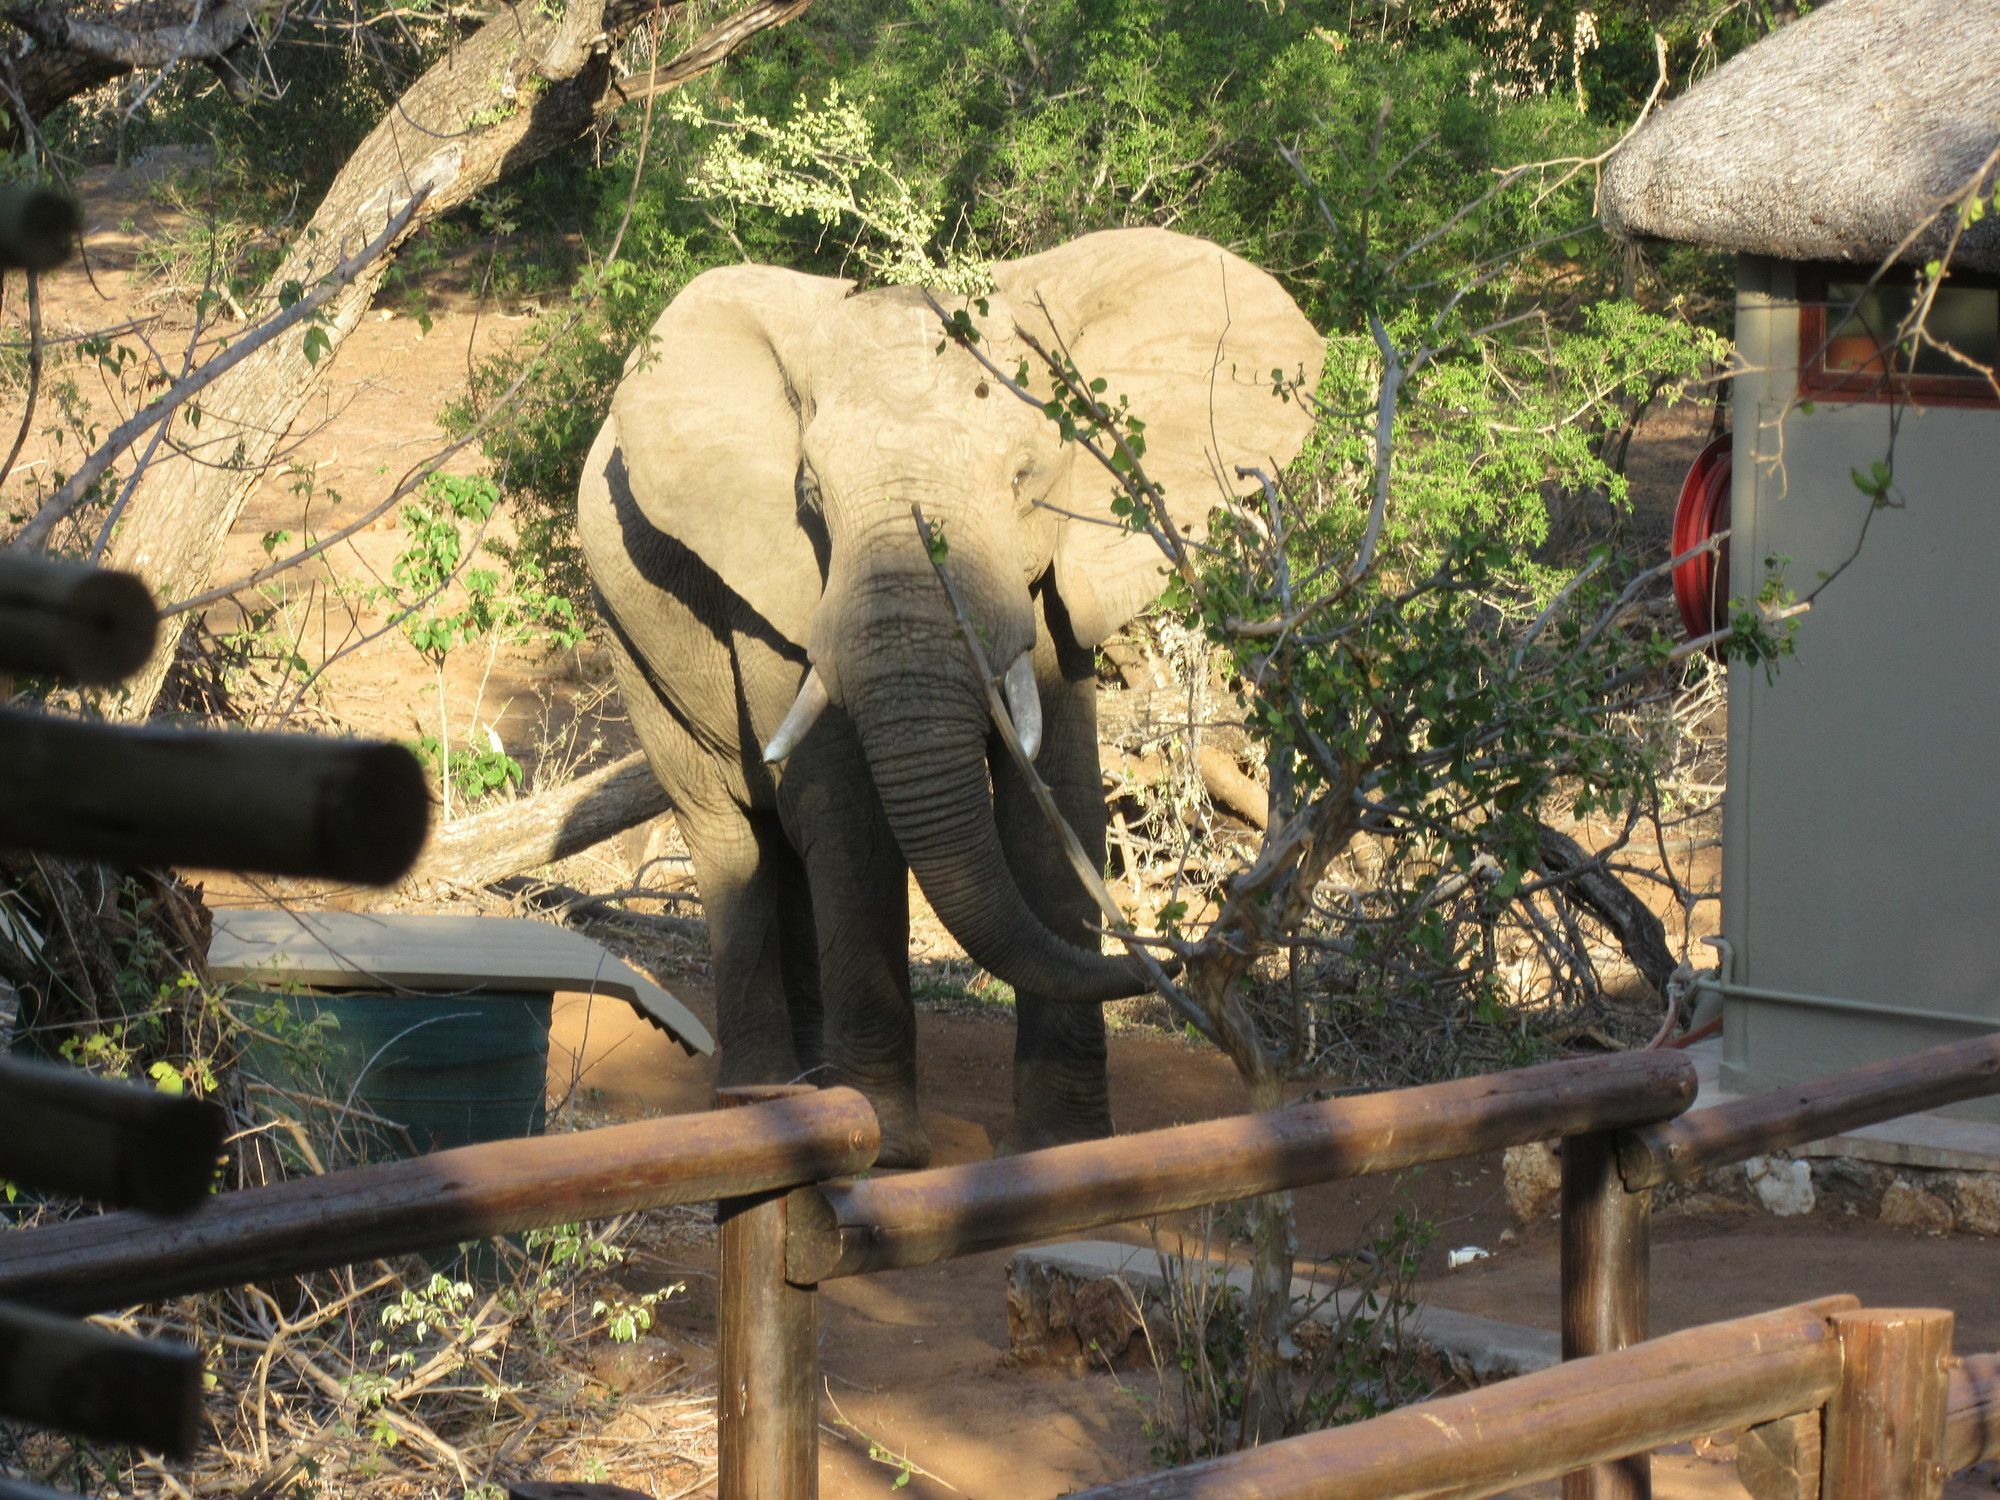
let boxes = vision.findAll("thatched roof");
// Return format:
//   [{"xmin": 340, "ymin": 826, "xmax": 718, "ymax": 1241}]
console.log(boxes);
[{"xmin": 1601, "ymin": 0, "xmax": 2000, "ymax": 274}]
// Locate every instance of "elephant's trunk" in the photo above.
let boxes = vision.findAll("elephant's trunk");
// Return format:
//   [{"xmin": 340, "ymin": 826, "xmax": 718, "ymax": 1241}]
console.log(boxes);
[{"xmin": 833, "ymin": 580, "xmax": 1149, "ymax": 1006}]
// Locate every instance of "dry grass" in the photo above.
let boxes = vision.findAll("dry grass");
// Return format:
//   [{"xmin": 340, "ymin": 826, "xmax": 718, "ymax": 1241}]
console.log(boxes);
[{"xmin": 2, "ymin": 1200, "xmax": 723, "ymax": 1499}]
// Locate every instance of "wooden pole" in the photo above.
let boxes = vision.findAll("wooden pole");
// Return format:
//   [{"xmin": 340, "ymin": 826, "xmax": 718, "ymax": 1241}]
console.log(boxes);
[
  {"xmin": 789, "ymin": 1052, "xmax": 1694, "ymax": 1282},
  {"xmin": 715, "ymin": 1086, "xmax": 822, "ymax": 1500},
  {"xmin": 0, "ymin": 1057, "xmax": 226, "ymax": 1213},
  {"xmin": 0, "ymin": 556, "xmax": 155, "ymax": 685},
  {"xmin": 1064, "ymin": 1298, "xmax": 1854, "ymax": 1500},
  {"xmin": 0, "ymin": 1299, "xmax": 201, "ymax": 1457},
  {"xmin": 0, "ymin": 710, "xmax": 431, "ymax": 884},
  {"xmin": 1562, "ymin": 1130, "xmax": 1653, "ymax": 1500},
  {"xmin": 1618, "ymin": 1035, "xmax": 2000, "ymax": 1190},
  {"xmin": 0, "ymin": 1088, "xmax": 879, "ymax": 1314},
  {"xmin": 1737, "ymin": 1411, "xmax": 1822, "ymax": 1500},
  {"xmin": 1943, "ymin": 1352, "xmax": 2000, "ymax": 1474},
  {"xmin": 1820, "ymin": 1308, "xmax": 1953, "ymax": 1500}
]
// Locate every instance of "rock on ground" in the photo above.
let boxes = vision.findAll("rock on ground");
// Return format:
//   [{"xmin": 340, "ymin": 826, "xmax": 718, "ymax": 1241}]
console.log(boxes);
[
  {"xmin": 1878, "ymin": 1178, "xmax": 1955, "ymax": 1235},
  {"xmin": 1503, "ymin": 1141, "xmax": 1563, "ymax": 1223}
]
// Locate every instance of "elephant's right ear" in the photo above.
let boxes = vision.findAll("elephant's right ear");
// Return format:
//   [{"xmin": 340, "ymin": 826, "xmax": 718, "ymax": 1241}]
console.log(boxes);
[{"xmin": 608, "ymin": 264, "xmax": 852, "ymax": 645}]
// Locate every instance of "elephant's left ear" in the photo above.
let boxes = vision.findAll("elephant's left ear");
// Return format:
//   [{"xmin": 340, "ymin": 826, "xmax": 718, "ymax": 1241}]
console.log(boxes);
[{"xmin": 994, "ymin": 228, "xmax": 1323, "ymax": 648}]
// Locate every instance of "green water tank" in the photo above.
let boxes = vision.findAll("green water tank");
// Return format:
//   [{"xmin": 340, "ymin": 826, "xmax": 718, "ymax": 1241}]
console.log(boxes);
[{"xmin": 241, "ymin": 988, "xmax": 550, "ymax": 1163}]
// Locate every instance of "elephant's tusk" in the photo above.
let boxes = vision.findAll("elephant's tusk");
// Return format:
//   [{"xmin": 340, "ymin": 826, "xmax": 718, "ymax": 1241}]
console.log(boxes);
[
  {"xmin": 1001, "ymin": 651, "xmax": 1041, "ymax": 760},
  {"xmin": 762, "ymin": 668, "xmax": 832, "ymax": 763}
]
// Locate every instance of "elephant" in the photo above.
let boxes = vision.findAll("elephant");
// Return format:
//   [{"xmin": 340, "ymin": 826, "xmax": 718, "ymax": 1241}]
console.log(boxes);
[{"xmin": 578, "ymin": 227, "xmax": 1322, "ymax": 1167}]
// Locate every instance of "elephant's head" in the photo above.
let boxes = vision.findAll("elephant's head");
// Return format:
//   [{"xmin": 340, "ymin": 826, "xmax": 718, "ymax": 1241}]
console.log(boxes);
[{"xmin": 608, "ymin": 228, "xmax": 1323, "ymax": 1003}]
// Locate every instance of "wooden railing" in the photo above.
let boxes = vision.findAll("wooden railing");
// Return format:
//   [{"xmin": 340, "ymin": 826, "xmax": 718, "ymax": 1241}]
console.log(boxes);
[
  {"xmin": 0, "ymin": 1087, "xmax": 879, "ymax": 1314},
  {"xmin": 1072, "ymin": 1298, "xmax": 2000, "ymax": 1500},
  {"xmin": 755, "ymin": 1051, "xmax": 1695, "ymax": 1499},
  {"xmin": 767, "ymin": 1033, "xmax": 2000, "ymax": 1500},
  {"xmin": 4, "ymin": 1035, "xmax": 2000, "ymax": 1499},
  {"xmin": 787, "ymin": 1051, "xmax": 1692, "ymax": 1281},
  {"xmin": 1561, "ymin": 1031, "xmax": 2000, "ymax": 1499}
]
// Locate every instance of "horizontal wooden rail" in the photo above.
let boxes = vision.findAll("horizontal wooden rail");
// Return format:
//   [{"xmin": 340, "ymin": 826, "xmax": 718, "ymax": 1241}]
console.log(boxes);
[
  {"xmin": 0, "ymin": 1478, "xmax": 78, "ymax": 1500},
  {"xmin": 0, "ymin": 1089, "xmax": 879, "ymax": 1314},
  {"xmin": 0, "ymin": 711, "xmax": 432, "ymax": 885},
  {"xmin": 0, "ymin": 1057, "xmax": 227, "ymax": 1214},
  {"xmin": 0, "ymin": 556, "xmax": 156, "ymax": 686},
  {"xmin": 789, "ymin": 1052, "xmax": 1695, "ymax": 1282},
  {"xmin": 1947, "ymin": 1352, "xmax": 2000, "ymax": 1474},
  {"xmin": 1066, "ymin": 1296, "xmax": 1855, "ymax": 1500},
  {"xmin": 0, "ymin": 1300, "xmax": 200, "ymax": 1457},
  {"xmin": 1617, "ymin": 1033, "xmax": 2000, "ymax": 1190}
]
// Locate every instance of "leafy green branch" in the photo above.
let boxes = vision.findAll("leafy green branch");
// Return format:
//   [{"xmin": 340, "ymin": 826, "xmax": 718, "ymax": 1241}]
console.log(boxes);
[{"xmin": 671, "ymin": 82, "xmax": 991, "ymax": 294}]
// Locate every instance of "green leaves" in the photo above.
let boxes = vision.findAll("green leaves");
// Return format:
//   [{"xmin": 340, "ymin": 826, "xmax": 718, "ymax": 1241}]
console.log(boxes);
[
  {"xmin": 373, "ymin": 474, "xmax": 582, "ymax": 812},
  {"xmin": 1851, "ymin": 459, "xmax": 1895, "ymax": 507},
  {"xmin": 670, "ymin": 82, "xmax": 992, "ymax": 295},
  {"xmin": 921, "ymin": 516, "xmax": 950, "ymax": 563}
]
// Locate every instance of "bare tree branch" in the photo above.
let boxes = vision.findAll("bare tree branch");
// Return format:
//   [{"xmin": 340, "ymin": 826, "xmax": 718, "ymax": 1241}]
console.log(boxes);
[{"xmin": 8, "ymin": 189, "xmax": 428, "ymax": 553}]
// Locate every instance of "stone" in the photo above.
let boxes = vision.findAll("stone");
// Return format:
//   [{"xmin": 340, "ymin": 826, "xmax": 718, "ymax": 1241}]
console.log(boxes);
[
  {"xmin": 1005, "ymin": 1251, "xmax": 1147, "ymax": 1371},
  {"xmin": 1745, "ymin": 1155, "xmax": 1815, "ymax": 1217},
  {"xmin": 1809, "ymin": 1156, "xmax": 1886, "ymax": 1213},
  {"xmin": 585, "ymin": 1335, "xmax": 686, "ymax": 1394},
  {"xmin": 1949, "ymin": 1172, "xmax": 2000, "ymax": 1236},
  {"xmin": 1503, "ymin": 1141, "xmax": 1563, "ymax": 1223},
  {"xmin": 1878, "ymin": 1178, "xmax": 1954, "ymax": 1235}
]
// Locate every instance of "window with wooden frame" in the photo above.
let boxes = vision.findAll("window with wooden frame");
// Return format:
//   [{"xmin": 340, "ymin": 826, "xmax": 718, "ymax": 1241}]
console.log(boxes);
[{"xmin": 1798, "ymin": 264, "xmax": 2000, "ymax": 406}]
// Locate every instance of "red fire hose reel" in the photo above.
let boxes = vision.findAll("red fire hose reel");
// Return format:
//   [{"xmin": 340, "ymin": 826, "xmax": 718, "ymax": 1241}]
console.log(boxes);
[{"xmin": 1672, "ymin": 434, "xmax": 1732, "ymax": 644}]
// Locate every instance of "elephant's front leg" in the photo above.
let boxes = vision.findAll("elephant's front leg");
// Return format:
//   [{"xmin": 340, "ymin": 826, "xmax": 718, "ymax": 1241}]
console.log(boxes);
[
  {"xmin": 778, "ymin": 725, "xmax": 928, "ymax": 1168},
  {"xmin": 991, "ymin": 628, "xmax": 1115, "ymax": 1155},
  {"xmin": 602, "ymin": 635, "xmax": 806, "ymax": 1086}
]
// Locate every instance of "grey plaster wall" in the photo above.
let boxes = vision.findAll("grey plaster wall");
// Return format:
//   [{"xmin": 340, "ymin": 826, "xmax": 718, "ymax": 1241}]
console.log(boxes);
[{"xmin": 1720, "ymin": 256, "xmax": 2000, "ymax": 1116}]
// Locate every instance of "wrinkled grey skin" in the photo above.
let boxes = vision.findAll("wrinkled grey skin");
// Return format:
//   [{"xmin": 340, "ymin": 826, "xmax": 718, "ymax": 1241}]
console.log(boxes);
[{"xmin": 579, "ymin": 228, "xmax": 1321, "ymax": 1166}]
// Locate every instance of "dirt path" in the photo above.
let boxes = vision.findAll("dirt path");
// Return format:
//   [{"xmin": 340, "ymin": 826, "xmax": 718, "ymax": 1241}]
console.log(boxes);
[{"xmin": 6, "ymin": 158, "xmax": 617, "ymax": 780}]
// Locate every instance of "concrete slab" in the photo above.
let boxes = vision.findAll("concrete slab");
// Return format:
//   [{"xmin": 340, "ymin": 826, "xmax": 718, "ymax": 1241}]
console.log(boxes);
[{"xmin": 1009, "ymin": 1238, "xmax": 1560, "ymax": 1383}]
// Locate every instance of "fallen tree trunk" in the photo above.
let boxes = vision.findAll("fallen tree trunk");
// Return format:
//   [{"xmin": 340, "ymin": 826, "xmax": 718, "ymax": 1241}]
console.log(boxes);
[
  {"xmin": 408, "ymin": 750, "xmax": 669, "ymax": 889},
  {"xmin": 1195, "ymin": 744, "xmax": 1270, "ymax": 830}
]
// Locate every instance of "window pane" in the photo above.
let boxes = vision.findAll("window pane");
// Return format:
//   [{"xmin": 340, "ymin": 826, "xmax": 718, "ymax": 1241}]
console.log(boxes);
[{"xmin": 1823, "ymin": 279, "xmax": 1999, "ymax": 379}]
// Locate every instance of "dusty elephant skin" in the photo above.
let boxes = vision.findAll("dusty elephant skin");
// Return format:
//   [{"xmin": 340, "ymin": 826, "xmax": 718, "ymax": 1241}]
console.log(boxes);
[{"xmin": 578, "ymin": 228, "xmax": 1322, "ymax": 1166}]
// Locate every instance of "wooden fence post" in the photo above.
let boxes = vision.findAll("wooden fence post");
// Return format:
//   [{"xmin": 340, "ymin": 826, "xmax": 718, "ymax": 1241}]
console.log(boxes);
[
  {"xmin": 1821, "ymin": 1308, "xmax": 1952, "ymax": 1500},
  {"xmin": 1561, "ymin": 1130, "xmax": 1652, "ymax": 1500},
  {"xmin": 715, "ymin": 1086, "xmax": 822, "ymax": 1500}
]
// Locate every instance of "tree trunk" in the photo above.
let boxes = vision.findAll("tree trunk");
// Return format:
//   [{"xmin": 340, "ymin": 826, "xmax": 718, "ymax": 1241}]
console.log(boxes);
[
  {"xmin": 1238, "ymin": 1069, "xmax": 1298, "ymax": 1446},
  {"xmin": 1536, "ymin": 822, "xmax": 1677, "ymax": 997},
  {"xmin": 98, "ymin": 0, "xmax": 811, "ymax": 718}
]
